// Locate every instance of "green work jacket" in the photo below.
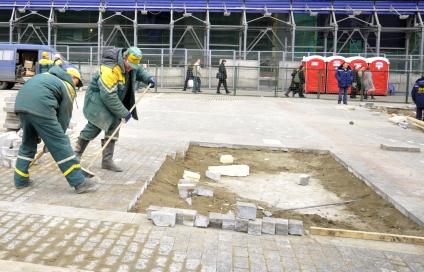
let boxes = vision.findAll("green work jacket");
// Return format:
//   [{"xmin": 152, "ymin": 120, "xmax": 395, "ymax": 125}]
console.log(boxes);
[
  {"xmin": 83, "ymin": 48, "xmax": 151, "ymax": 131},
  {"xmin": 15, "ymin": 66, "xmax": 77, "ymax": 132}
]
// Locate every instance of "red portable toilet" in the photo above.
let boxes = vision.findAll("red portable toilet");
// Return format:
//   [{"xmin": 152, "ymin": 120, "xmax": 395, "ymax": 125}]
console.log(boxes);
[
  {"xmin": 325, "ymin": 56, "xmax": 346, "ymax": 94},
  {"xmin": 345, "ymin": 56, "xmax": 368, "ymax": 71},
  {"xmin": 302, "ymin": 55, "xmax": 326, "ymax": 93},
  {"xmin": 367, "ymin": 57, "xmax": 390, "ymax": 96}
]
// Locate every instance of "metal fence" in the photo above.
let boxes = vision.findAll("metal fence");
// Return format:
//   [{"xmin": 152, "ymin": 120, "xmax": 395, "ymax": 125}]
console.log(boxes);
[{"xmin": 55, "ymin": 45, "xmax": 423, "ymax": 103}]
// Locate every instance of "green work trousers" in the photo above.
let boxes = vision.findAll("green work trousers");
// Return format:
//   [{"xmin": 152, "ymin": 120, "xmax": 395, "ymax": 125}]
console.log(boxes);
[
  {"xmin": 14, "ymin": 113, "xmax": 85, "ymax": 188},
  {"xmin": 79, "ymin": 119, "xmax": 121, "ymax": 141}
]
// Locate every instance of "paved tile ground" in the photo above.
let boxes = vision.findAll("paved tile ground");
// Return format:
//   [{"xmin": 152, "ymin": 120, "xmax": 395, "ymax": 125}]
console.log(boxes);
[
  {"xmin": 0, "ymin": 90, "xmax": 424, "ymax": 271},
  {"xmin": 0, "ymin": 203, "xmax": 423, "ymax": 272}
]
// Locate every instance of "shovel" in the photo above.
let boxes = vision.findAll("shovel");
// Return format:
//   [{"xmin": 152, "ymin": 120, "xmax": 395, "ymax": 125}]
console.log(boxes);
[{"xmin": 82, "ymin": 83, "xmax": 152, "ymax": 177}]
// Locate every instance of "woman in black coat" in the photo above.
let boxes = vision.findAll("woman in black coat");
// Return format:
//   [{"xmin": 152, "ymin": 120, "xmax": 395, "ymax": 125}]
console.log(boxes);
[{"xmin": 217, "ymin": 59, "xmax": 230, "ymax": 94}]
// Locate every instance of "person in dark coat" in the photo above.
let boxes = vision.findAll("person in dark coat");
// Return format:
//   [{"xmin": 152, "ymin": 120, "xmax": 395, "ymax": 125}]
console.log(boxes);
[
  {"xmin": 217, "ymin": 59, "xmax": 230, "ymax": 94},
  {"xmin": 411, "ymin": 76, "xmax": 424, "ymax": 120},
  {"xmin": 335, "ymin": 62, "xmax": 353, "ymax": 104},
  {"xmin": 285, "ymin": 65, "xmax": 305, "ymax": 97},
  {"xmin": 350, "ymin": 66, "xmax": 362, "ymax": 99},
  {"xmin": 182, "ymin": 64, "xmax": 194, "ymax": 91}
]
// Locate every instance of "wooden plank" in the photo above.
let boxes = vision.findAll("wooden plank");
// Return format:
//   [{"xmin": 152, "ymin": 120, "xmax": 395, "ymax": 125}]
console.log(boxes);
[
  {"xmin": 310, "ymin": 226, "xmax": 424, "ymax": 245},
  {"xmin": 407, "ymin": 116, "xmax": 424, "ymax": 130}
]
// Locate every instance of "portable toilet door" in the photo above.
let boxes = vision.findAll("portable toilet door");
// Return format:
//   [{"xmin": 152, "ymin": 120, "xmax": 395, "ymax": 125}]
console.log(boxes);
[
  {"xmin": 367, "ymin": 57, "xmax": 390, "ymax": 96},
  {"xmin": 345, "ymin": 56, "xmax": 368, "ymax": 71},
  {"xmin": 325, "ymin": 56, "xmax": 346, "ymax": 94},
  {"xmin": 302, "ymin": 55, "xmax": 326, "ymax": 93}
]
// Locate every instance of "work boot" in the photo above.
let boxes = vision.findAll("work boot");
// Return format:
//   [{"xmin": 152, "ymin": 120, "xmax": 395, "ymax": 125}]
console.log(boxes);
[
  {"xmin": 101, "ymin": 139, "xmax": 123, "ymax": 172},
  {"xmin": 75, "ymin": 177, "xmax": 99, "ymax": 194},
  {"xmin": 75, "ymin": 137, "xmax": 90, "ymax": 161},
  {"xmin": 15, "ymin": 179, "xmax": 34, "ymax": 189}
]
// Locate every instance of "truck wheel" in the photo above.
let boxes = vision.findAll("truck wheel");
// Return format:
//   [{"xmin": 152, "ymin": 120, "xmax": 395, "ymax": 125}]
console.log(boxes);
[
  {"xmin": 6, "ymin": 82, "xmax": 15, "ymax": 89},
  {"xmin": 0, "ymin": 82, "xmax": 7, "ymax": 90}
]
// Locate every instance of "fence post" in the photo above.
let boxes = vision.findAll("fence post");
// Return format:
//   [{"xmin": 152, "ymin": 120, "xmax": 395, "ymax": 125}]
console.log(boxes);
[
  {"xmin": 155, "ymin": 65, "xmax": 158, "ymax": 93},
  {"xmin": 89, "ymin": 46, "xmax": 93, "ymax": 79},
  {"xmin": 317, "ymin": 69, "xmax": 321, "ymax": 99},
  {"xmin": 234, "ymin": 66, "xmax": 238, "ymax": 96},
  {"xmin": 160, "ymin": 49, "xmax": 164, "ymax": 88},
  {"xmin": 405, "ymin": 56, "xmax": 412, "ymax": 104},
  {"xmin": 257, "ymin": 51, "xmax": 260, "ymax": 91},
  {"xmin": 66, "ymin": 45, "xmax": 69, "ymax": 61}
]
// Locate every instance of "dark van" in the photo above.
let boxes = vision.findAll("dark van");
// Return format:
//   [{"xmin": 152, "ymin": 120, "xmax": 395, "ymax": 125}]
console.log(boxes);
[{"xmin": 0, "ymin": 43, "xmax": 55, "ymax": 90}]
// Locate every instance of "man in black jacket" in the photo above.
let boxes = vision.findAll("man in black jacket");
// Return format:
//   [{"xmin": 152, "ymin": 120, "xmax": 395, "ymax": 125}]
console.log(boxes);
[{"xmin": 217, "ymin": 59, "xmax": 230, "ymax": 94}]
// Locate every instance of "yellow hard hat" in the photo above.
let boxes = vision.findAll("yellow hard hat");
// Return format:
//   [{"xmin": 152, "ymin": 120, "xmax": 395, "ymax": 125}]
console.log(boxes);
[
  {"xmin": 66, "ymin": 66, "xmax": 83, "ymax": 88},
  {"xmin": 42, "ymin": 51, "xmax": 49, "ymax": 58}
]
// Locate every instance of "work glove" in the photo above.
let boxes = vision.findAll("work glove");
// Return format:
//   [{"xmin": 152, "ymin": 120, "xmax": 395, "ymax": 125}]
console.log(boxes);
[
  {"xmin": 123, "ymin": 112, "xmax": 132, "ymax": 123},
  {"xmin": 147, "ymin": 77, "xmax": 156, "ymax": 88}
]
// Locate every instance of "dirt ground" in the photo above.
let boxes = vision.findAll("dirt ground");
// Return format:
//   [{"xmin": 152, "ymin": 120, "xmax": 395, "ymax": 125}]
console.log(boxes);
[
  {"xmin": 132, "ymin": 146, "xmax": 424, "ymax": 236},
  {"xmin": 373, "ymin": 106, "xmax": 416, "ymax": 118}
]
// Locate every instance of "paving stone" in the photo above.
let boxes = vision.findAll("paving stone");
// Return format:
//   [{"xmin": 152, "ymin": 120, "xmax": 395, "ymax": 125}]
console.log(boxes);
[
  {"xmin": 178, "ymin": 183, "xmax": 196, "ymax": 190},
  {"xmin": 380, "ymin": 143, "xmax": 420, "ymax": 153},
  {"xmin": 248, "ymin": 219, "xmax": 262, "ymax": 236},
  {"xmin": 205, "ymin": 170, "xmax": 221, "ymax": 182},
  {"xmin": 275, "ymin": 218, "xmax": 289, "ymax": 235},
  {"xmin": 194, "ymin": 214, "xmax": 209, "ymax": 228},
  {"xmin": 262, "ymin": 217, "xmax": 276, "ymax": 235},
  {"xmin": 235, "ymin": 218, "xmax": 249, "ymax": 232},
  {"xmin": 209, "ymin": 212, "xmax": 226, "ymax": 228},
  {"xmin": 222, "ymin": 213, "xmax": 235, "ymax": 231},
  {"xmin": 178, "ymin": 189, "xmax": 188, "ymax": 199},
  {"xmin": 151, "ymin": 210, "xmax": 176, "ymax": 227},
  {"xmin": 208, "ymin": 165, "xmax": 250, "ymax": 177},
  {"xmin": 236, "ymin": 202, "xmax": 257, "ymax": 220},
  {"xmin": 181, "ymin": 209, "xmax": 197, "ymax": 227},
  {"xmin": 147, "ymin": 205, "xmax": 162, "ymax": 219},
  {"xmin": 298, "ymin": 174, "xmax": 311, "ymax": 186},
  {"xmin": 183, "ymin": 170, "xmax": 201, "ymax": 182},
  {"xmin": 220, "ymin": 154, "xmax": 234, "ymax": 164},
  {"xmin": 195, "ymin": 185, "xmax": 214, "ymax": 197},
  {"xmin": 288, "ymin": 219, "xmax": 304, "ymax": 236}
]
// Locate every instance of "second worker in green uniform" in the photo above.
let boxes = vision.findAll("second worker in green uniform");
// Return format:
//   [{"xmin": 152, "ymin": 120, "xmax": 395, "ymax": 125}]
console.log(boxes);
[{"xmin": 75, "ymin": 47, "xmax": 156, "ymax": 171}]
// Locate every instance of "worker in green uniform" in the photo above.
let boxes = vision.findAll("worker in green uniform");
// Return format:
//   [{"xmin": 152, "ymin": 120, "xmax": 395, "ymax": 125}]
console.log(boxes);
[
  {"xmin": 14, "ymin": 65, "xmax": 99, "ymax": 194},
  {"xmin": 38, "ymin": 51, "xmax": 53, "ymax": 74},
  {"xmin": 74, "ymin": 47, "xmax": 156, "ymax": 172}
]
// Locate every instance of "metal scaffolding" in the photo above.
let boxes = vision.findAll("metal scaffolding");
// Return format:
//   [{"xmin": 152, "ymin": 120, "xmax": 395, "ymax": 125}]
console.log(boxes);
[{"xmin": 1, "ymin": 1, "xmax": 424, "ymax": 69}]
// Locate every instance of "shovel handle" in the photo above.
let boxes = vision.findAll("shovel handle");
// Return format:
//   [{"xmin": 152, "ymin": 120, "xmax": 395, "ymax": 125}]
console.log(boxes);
[{"xmin": 85, "ymin": 84, "xmax": 151, "ymax": 170}]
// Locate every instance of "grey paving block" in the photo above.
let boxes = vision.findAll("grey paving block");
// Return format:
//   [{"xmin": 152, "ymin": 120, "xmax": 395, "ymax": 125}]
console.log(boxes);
[
  {"xmin": 235, "ymin": 217, "xmax": 249, "ymax": 232},
  {"xmin": 236, "ymin": 201, "xmax": 257, "ymax": 220},
  {"xmin": 248, "ymin": 219, "xmax": 262, "ymax": 236},
  {"xmin": 151, "ymin": 210, "xmax": 176, "ymax": 227},
  {"xmin": 288, "ymin": 219, "xmax": 304, "ymax": 236},
  {"xmin": 298, "ymin": 174, "xmax": 310, "ymax": 186},
  {"xmin": 208, "ymin": 212, "xmax": 228, "ymax": 228},
  {"xmin": 195, "ymin": 185, "xmax": 214, "ymax": 197},
  {"xmin": 205, "ymin": 170, "xmax": 221, "ymax": 182},
  {"xmin": 275, "ymin": 218, "xmax": 289, "ymax": 235},
  {"xmin": 178, "ymin": 188, "xmax": 188, "ymax": 199},
  {"xmin": 194, "ymin": 214, "xmax": 209, "ymax": 228},
  {"xmin": 181, "ymin": 209, "xmax": 197, "ymax": 227},
  {"xmin": 261, "ymin": 217, "xmax": 276, "ymax": 235},
  {"xmin": 222, "ymin": 213, "xmax": 235, "ymax": 230},
  {"xmin": 146, "ymin": 205, "xmax": 161, "ymax": 219},
  {"xmin": 380, "ymin": 143, "xmax": 420, "ymax": 153}
]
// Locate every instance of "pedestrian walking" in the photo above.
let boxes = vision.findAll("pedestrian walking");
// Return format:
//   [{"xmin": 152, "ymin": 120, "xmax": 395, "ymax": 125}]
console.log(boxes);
[
  {"xmin": 193, "ymin": 59, "xmax": 202, "ymax": 93},
  {"xmin": 362, "ymin": 66, "xmax": 375, "ymax": 100},
  {"xmin": 411, "ymin": 75, "xmax": 424, "ymax": 121},
  {"xmin": 350, "ymin": 66, "xmax": 361, "ymax": 99},
  {"xmin": 38, "ymin": 51, "xmax": 53, "ymax": 74},
  {"xmin": 285, "ymin": 65, "xmax": 305, "ymax": 97},
  {"xmin": 53, "ymin": 53, "xmax": 64, "ymax": 66},
  {"xmin": 182, "ymin": 63, "xmax": 194, "ymax": 91},
  {"xmin": 217, "ymin": 59, "xmax": 230, "ymax": 94},
  {"xmin": 335, "ymin": 62, "xmax": 353, "ymax": 104},
  {"xmin": 74, "ymin": 47, "xmax": 156, "ymax": 172},
  {"xmin": 14, "ymin": 65, "xmax": 99, "ymax": 193}
]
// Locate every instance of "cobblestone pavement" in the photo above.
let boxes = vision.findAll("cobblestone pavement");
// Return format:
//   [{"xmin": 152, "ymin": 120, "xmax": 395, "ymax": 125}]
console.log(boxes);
[{"xmin": 0, "ymin": 204, "xmax": 423, "ymax": 272}]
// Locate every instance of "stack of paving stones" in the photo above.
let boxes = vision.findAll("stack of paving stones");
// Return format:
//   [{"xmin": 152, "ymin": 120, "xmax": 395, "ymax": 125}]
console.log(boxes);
[
  {"xmin": 0, "ymin": 131, "xmax": 22, "ymax": 169},
  {"xmin": 3, "ymin": 93, "xmax": 20, "ymax": 131},
  {"xmin": 177, "ymin": 170, "xmax": 214, "ymax": 205},
  {"xmin": 147, "ymin": 201, "xmax": 304, "ymax": 237}
]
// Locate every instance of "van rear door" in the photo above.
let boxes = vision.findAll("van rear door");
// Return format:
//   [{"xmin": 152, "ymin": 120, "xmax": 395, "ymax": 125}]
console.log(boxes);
[{"xmin": 0, "ymin": 49, "xmax": 15, "ymax": 82}]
